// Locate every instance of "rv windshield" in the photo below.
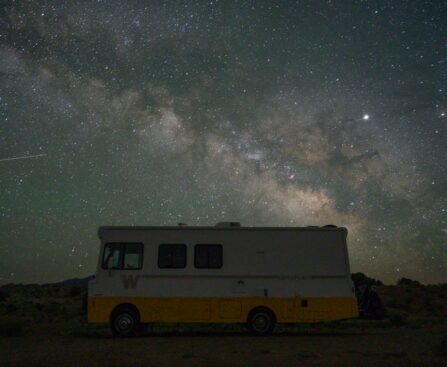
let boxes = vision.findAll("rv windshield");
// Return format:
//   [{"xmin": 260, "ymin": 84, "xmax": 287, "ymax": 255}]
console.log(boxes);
[
  {"xmin": 102, "ymin": 243, "xmax": 143, "ymax": 270},
  {"xmin": 102, "ymin": 244, "xmax": 122, "ymax": 269}
]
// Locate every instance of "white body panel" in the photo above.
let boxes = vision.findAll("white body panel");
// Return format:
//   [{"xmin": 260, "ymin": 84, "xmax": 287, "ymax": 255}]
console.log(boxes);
[{"xmin": 89, "ymin": 226, "xmax": 355, "ymax": 299}]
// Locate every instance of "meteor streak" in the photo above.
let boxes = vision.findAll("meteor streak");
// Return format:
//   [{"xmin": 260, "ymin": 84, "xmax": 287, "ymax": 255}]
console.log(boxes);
[{"xmin": 0, "ymin": 153, "xmax": 46, "ymax": 162}]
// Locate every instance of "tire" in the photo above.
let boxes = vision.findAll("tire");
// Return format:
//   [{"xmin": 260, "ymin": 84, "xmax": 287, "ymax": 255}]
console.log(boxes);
[
  {"xmin": 247, "ymin": 308, "xmax": 276, "ymax": 335},
  {"xmin": 111, "ymin": 305, "xmax": 140, "ymax": 337}
]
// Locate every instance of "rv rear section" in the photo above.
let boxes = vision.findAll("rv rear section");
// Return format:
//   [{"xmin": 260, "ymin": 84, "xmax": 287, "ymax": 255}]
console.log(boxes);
[{"xmin": 88, "ymin": 224, "xmax": 358, "ymax": 336}]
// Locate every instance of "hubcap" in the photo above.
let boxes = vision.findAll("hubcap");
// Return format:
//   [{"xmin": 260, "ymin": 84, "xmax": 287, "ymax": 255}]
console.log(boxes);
[
  {"xmin": 116, "ymin": 313, "xmax": 134, "ymax": 332},
  {"xmin": 253, "ymin": 313, "xmax": 270, "ymax": 332}
]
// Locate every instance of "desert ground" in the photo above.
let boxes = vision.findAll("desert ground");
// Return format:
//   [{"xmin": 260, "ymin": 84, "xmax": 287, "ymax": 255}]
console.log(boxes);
[
  {"xmin": 0, "ymin": 279, "xmax": 446, "ymax": 366},
  {"xmin": 1, "ymin": 325, "xmax": 447, "ymax": 367}
]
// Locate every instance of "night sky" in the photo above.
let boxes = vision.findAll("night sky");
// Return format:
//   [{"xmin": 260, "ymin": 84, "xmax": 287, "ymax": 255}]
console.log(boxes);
[{"xmin": 1, "ymin": 1, "xmax": 446, "ymax": 285}]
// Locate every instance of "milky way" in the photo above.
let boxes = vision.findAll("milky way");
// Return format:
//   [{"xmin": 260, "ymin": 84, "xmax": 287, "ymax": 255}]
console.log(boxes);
[{"xmin": 0, "ymin": 1, "xmax": 446, "ymax": 284}]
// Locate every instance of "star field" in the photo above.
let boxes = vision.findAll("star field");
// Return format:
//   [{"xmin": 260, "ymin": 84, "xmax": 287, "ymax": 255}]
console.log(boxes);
[{"xmin": 0, "ymin": 1, "xmax": 446, "ymax": 284}]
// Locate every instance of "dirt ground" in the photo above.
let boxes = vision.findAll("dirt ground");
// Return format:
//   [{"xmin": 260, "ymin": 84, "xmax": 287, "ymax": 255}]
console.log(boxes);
[{"xmin": 1, "ymin": 326, "xmax": 446, "ymax": 367}]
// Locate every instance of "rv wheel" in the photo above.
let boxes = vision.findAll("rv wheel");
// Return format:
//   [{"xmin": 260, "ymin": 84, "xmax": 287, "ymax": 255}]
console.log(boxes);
[
  {"xmin": 247, "ymin": 308, "xmax": 275, "ymax": 335},
  {"xmin": 111, "ymin": 305, "xmax": 140, "ymax": 337}
]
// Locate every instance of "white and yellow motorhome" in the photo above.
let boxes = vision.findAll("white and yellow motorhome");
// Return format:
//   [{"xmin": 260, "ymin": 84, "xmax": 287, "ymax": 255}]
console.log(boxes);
[{"xmin": 88, "ymin": 223, "xmax": 358, "ymax": 336}]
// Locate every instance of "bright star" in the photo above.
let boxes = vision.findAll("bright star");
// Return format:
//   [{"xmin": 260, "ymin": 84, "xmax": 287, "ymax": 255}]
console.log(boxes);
[{"xmin": 362, "ymin": 114, "xmax": 370, "ymax": 120}]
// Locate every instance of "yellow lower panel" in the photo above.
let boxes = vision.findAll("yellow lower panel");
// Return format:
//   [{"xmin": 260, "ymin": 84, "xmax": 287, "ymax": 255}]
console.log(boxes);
[{"xmin": 88, "ymin": 297, "xmax": 358, "ymax": 324}]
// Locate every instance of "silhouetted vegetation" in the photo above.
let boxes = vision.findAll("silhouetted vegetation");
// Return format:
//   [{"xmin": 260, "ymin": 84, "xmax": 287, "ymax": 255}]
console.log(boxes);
[
  {"xmin": 69, "ymin": 286, "xmax": 82, "ymax": 298},
  {"xmin": 397, "ymin": 278, "xmax": 421, "ymax": 286},
  {"xmin": 388, "ymin": 311, "xmax": 408, "ymax": 326},
  {"xmin": 0, "ymin": 319, "xmax": 23, "ymax": 337},
  {"xmin": 434, "ymin": 334, "xmax": 447, "ymax": 356},
  {"xmin": 0, "ymin": 290, "xmax": 10, "ymax": 303},
  {"xmin": 5, "ymin": 304, "xmax": 17, "ymax": 313},
  {"xmin": 351, "ymin": 273, "xmax": 384, "ymax": 319},
  {"xmin": 351, "ymin": 272, "xmax": 383, "ymax": 287}
]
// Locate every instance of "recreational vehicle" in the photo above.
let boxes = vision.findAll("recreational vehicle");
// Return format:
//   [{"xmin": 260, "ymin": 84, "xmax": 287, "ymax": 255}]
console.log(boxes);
[{"xmin": 88, "ymin": 223, "xmax": 358, "ymax": 336}]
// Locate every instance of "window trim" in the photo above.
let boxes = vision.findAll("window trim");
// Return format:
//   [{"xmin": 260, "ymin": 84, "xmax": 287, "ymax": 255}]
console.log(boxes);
[
  {"xmin": 194, "ymin": 244, "xmax": 223, "ymax": 269},
  {"xmin": 102, "ymin": 242, "xmax": 144, "ymax": 270},
  {"xmin": 157, "ymin": 244, "xmax": 187, "ymax": 269}
]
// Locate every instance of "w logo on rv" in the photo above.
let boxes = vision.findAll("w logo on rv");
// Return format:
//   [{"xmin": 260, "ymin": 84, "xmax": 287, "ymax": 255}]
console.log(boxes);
[{"xmin": 121, "ymin": 274, "xmax": 140, "ymax": 289}]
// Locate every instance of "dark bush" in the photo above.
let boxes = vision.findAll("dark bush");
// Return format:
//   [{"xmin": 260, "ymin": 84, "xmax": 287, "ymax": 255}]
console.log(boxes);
[
  {"xmin": 28, "ymin": 286, "xmax": 43, "ymax": 298},
  {"xmin": 434, "ymin": 334, "xmax": 447, "ymax": 356},
  {"xmin": 385, "ymin": 299, "xmax": 400, "ymax": 308},
  {"xmin": 81, "ymin": 294, "xmax": 88, "ymax": 315},
  {"xmin": 69, "ymin": 286, "xmax": 81, "ymax": 297},
  {"xmin": 402, "ymin": 296, "xmax": 413, "ymax": 311},
  {"xmin": 389, "ymin": 312, "xmax": 407, "ymax": 326},
  {"xmin": 0, "ymin": 289, "xmax": 10, "ymax": 302},
  {"xmin": 0, "ymin": 289, "xmax": 10, "ymax": 303},
  {"xmin": 351, "ymin": 272, "xmax": 383, "ymax": 287},
  {"xmin": 45, "ymin": 286, "xmax": 60, "ymax": 297},
  {"xmin": 423, "ymin": 300, "xmax": 436, "ymax": 315},
  {"xmin": 0, "ymin": 320, "xmax": 23, "ymax": 337},
  {"xmin": 6, "ymin": 304, "xmax": 17, "ymax": 313},
  {"xmin": 397, "ymin": 278, "xmax": 420, "ymax": 286}
]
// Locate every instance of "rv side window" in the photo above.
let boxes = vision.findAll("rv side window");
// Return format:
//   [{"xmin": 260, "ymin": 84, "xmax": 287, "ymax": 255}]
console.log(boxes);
[
  {"xmin": 194, "ymin": 244, "xmax": 223, "ymax": 269},
  {"xmin": 158, "ymin": 244, "xmax": 187, "ymax": 268},
  {"xmin": 102, "ymin": 243, "xmax": 143, "ymax": 270},
  {"xmin": 123, "ymin": 244, "xmax": 144, "ymax": 269}
]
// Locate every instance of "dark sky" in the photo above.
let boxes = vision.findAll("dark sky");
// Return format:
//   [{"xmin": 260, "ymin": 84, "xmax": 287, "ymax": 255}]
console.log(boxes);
[{"xmin": 0, "ymin": 1, "xmax": 446, "ymax": 284}]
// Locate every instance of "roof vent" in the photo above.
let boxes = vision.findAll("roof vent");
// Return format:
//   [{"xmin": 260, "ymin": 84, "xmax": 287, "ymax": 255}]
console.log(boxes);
[{"xmin": 215, "ymin": 222, "xmax": 241, "ymax": 227}]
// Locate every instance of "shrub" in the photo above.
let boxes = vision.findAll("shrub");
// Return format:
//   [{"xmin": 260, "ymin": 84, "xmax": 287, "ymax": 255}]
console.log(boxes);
[
  {"xmin": 385, "ymin": 299, "xmax": 400, "ymax": 308},
  {"xmin": 351, "ymin": 272, "xmax": 383, "ymax": 287},
  {"xmin": 6, "ymin": 304, "xmax": 17, "ymax": 313},
  {"xmin": 69, "ymin": 286, "xmax": 81, "ymax": 298},
  {"xmin": 402, "ymin": 296, "xmax": 413, "ymax": 311},
  {"xmin": 422, "ymin": 300, "xmax": 436, "ymax": 315},
  {"xmin": 389, "ymin": 312, "xmax": 407, "ymax": 326},
  {"xmin": 0, "ymin": 289, "xmax": 10, "ymax": 303},
  {"xmin": 45, "ymin": 286, "xmax": 60, "ymax": 297},
  {"xmin": 434, "ymin": 334, "xmax": 447, "ymax": 356},
  {"xmin": 397, "ymin": 278, "xmax": 420, "ymax": 286},
  {"xmin": 0, "ymin": 319, "xmax": 23, "ymax": 337},
  {"xmin": 81, "ymin": 294, "xmax": 88, "ymax": 315},
  {"xmin": 30, "ymin": 288, "xmax": 43, "ymax": 298}
]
